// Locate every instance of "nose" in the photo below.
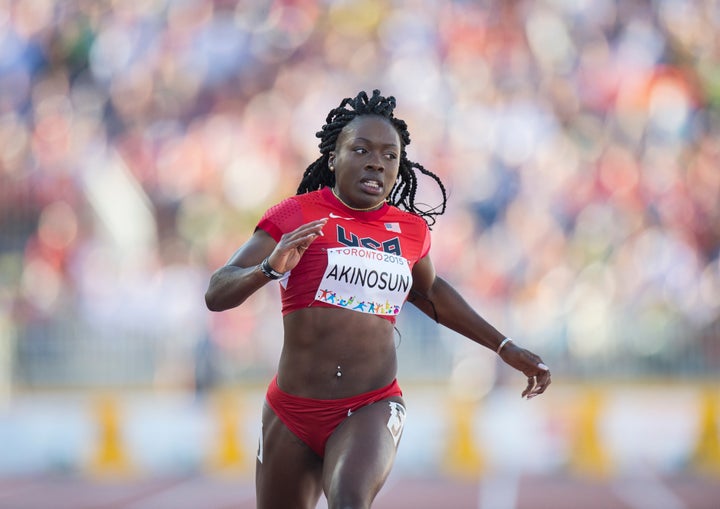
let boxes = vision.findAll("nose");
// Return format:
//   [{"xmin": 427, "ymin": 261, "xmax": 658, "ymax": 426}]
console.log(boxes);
[{"xmin": 366, "ymin": 151, "xmax": 385, "ymax": 171}]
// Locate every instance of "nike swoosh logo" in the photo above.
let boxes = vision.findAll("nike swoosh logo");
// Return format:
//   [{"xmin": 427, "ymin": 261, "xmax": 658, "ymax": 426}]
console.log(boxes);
[{"xmin": 329, "ymin": 213, "xmax": 354, "ymax": 220}]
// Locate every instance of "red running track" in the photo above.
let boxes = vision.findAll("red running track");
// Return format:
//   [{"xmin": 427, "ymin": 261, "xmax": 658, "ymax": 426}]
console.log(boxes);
[{"xmin": 0, "ymin": 473, "xmax": 718, "ymax": 509}]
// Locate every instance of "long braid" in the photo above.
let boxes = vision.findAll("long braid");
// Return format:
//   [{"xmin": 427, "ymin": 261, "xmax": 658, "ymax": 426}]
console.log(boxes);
[{"xmin": 296, "ymin": 90, "xmax": 447, "ymax": 227}]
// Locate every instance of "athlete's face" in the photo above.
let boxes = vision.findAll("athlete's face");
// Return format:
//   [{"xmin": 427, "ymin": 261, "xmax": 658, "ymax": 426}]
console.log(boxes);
[{"xmin": 329, "ymin": 115, "xmax": 401, "ymax": 210}]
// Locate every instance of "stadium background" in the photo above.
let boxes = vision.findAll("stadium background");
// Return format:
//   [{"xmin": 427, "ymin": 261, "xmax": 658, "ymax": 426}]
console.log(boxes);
[{"xmin": 0, "ymin": 0, "xmax": 719, "ymax": 507}]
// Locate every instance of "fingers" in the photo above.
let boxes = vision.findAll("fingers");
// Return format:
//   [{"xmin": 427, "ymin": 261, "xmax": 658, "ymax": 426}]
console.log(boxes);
[
  {"xmin": 278, "ymin": 219, "xmax": 327, "ymax": 249},
  {"xmin": 290, "ymin": 218, "xmax": 328, "ymax": 240},
  {"xmin": 505, "ymin": 346, "xmax": 551, "ymax": 400},
  {"xmin": 522, "ymin": 362, "xmax": 551, "ymax": 400},
  {"xmin": 268, "ymin": 219, "xmax": 327, "ymax": 273}
]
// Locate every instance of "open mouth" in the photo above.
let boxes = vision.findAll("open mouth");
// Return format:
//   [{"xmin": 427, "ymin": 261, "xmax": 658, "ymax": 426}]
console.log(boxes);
[{"xmin": 360, "ymin": 178, "xmax": 383, "ymax": 194}]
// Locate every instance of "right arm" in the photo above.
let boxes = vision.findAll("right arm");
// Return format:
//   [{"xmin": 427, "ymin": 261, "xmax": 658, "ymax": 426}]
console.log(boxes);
[{"xmin": 204, "ymin": 218, "xmax": 327, "ymax": 312}]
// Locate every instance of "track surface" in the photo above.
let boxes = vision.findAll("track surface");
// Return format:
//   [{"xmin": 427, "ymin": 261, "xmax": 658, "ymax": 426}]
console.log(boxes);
[{"xmin": 1, "ymin": 473, "xmax": 718, "ymax": 509}]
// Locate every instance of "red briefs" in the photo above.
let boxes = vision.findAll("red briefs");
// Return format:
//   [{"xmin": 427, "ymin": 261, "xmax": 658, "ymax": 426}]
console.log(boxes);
[{"xmin": 265, "ymin": 374, "xmax": 403, "ymax": 457}]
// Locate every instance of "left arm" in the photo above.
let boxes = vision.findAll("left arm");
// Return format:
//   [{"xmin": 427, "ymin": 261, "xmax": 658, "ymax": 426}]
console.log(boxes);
[{"xmin": 409, "ymin": 255, "xmax": 551, "ymax": 398}]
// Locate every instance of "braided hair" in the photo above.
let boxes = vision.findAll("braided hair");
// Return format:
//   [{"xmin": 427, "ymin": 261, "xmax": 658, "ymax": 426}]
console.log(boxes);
[{"xmin": 296, "ymin": 90, "xmax": 447, "ymax": 227}]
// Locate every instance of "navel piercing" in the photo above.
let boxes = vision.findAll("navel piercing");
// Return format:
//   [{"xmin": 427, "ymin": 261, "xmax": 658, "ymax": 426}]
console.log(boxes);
[{"xmin": 336, "ymin": 365, "xmax": 342, "ymax": 377}]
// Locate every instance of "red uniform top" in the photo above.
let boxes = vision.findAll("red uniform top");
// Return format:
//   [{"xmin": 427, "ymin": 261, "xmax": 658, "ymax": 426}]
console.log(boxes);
[{"xmin": 256, "ymin": 186, "xmax": 431, "ymax": 323}]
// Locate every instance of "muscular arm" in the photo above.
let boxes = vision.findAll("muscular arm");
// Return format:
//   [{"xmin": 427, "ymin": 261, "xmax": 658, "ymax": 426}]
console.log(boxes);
[
  {"xmin": 409, "ymin": 255, "xmax": 551, "ymax": 397},
  {"xmin": 205, "ymin": 218, "xmax": 327, "ymax": 312},
  {"xmin": 204, "ymin": 229, "xmax": 277, "ymax": 312}
]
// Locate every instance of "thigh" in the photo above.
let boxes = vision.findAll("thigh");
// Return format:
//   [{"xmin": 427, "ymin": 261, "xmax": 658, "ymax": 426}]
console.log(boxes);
[
  {"xmin": 256, "ymin": 402, "xmax": 324, "ymax": 509},
  {"xmin": 322, "ymin": 396, "xmax": 407, "ymax": 508}
]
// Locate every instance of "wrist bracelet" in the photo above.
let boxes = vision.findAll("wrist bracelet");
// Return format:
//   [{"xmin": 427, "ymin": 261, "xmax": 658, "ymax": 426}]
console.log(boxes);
[
  {"xmin": 496, "ymin": 337, "xmax": 513, "ymax": 354},
  {"xmin": 260, "ymin": 257, "xmax": 285, "ymax": 280}
]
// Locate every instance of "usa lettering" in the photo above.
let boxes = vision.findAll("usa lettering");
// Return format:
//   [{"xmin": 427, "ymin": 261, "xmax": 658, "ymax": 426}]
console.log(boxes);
[{"xmin": 336, "ymin": 225, "xmax": 402, "ymax": 256}]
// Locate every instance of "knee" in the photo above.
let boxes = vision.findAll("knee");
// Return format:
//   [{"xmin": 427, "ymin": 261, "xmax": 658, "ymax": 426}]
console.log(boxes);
[
  {"xmin": 326, "ymin": 482, "xmax": 374, "ymax": 509},
  {"xmin": 327, "ymin": 495, "xmax": 370, "ymax": 509}
]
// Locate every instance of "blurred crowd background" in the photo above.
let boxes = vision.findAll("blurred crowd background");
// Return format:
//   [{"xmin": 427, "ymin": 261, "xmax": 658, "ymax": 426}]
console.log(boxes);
[{"xmin": 0, "ymin": 0, "xmax": 719, "ymax": 400}]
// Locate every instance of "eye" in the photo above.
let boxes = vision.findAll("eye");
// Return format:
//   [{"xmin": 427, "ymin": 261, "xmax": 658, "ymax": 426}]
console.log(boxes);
[
  {"xmin": 353, "ymin": 147, "xmax": 367, "ymax": 154},
  {"xmin": 384, "ymin": 153, "xmax": 398, "ymax": 160}
]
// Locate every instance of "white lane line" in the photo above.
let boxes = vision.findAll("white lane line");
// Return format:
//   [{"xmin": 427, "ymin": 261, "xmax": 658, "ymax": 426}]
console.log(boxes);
[
  {"xmin": 478, "ymin": 473, "xmax": 519, "ymax": 509},
  {"xmin": 612, "ymin": 471, "xmax": 687, "ymax": 509}
]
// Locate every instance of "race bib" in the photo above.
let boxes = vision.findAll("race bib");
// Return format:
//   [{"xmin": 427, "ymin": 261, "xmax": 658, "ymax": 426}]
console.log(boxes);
[{"xmin": 315, "ymin": 247, "xmax": 412, "ymax": 316}]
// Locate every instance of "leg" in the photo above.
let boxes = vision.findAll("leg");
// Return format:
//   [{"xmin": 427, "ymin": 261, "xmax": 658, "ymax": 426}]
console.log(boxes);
[
  {"xmin": 256, "ymin": 402, "xmax": 324, "ymax": 509},
  {"xmin": 322, "ymin": 397, "xmax": 406, "ymax": 509}
]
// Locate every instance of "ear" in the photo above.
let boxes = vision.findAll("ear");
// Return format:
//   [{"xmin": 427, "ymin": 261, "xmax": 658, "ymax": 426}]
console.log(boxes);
[{"xmin": 328, "ymin": 152, "xmax": 336, "ymax": 170}]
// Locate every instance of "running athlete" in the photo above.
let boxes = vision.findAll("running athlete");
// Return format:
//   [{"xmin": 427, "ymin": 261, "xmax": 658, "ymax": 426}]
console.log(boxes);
[{"xmin": 205, "ymin": 90, "xmax": 551, "ymax": 509}]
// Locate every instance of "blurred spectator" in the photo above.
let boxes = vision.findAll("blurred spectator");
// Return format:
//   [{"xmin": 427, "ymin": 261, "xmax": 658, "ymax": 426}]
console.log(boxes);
[{"xmin": 0, "ymin": 0, "xmax": 718, "ymax": 390}]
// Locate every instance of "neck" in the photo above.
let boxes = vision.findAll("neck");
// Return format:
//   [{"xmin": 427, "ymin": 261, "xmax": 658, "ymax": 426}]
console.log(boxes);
[{"xmin": 331, "ymin": 187, "xmax": 384, "ymax": 212}]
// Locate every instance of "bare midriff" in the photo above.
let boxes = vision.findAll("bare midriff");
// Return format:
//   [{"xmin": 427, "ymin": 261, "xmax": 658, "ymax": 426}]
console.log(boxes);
[{"xmin": 277, "ymin": 306, "xmax": 399, "ymax": 399}]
